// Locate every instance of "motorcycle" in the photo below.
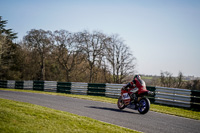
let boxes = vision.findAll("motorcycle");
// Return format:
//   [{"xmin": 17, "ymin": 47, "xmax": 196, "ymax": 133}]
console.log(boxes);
[{"xmin": 117, "ymin": 85, "xmax": 153, "ymax": 114}]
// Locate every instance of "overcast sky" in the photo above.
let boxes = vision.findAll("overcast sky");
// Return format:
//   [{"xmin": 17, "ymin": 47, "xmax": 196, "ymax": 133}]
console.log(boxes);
[{"xmin": 1, "ymin": 0, "xmax": 200, "ymax": 77}]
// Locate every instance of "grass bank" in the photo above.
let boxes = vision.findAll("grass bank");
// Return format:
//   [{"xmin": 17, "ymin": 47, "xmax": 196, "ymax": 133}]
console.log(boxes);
[
  {"xmin": 0, "ymin": 98, "xmax": 139, "ymax": 133},
  {"xmin": 1, "ymin": 88, "xmax": 200, "ymax": 120}
]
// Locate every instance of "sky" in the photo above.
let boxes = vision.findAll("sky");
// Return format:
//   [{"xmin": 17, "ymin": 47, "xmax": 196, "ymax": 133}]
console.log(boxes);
[{"xmin": 1, "ymin": 0, "xmax": 200, "ymax": 77}]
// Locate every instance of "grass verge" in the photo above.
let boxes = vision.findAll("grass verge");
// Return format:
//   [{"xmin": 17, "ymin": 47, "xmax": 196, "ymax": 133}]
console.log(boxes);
[
  {"xmin": 1, "ymin": 88, "xmax": 200, "ymax": 120},
  {"xmin": 0, "ymin": 98, "xmax": 139, "ymax": 133}
]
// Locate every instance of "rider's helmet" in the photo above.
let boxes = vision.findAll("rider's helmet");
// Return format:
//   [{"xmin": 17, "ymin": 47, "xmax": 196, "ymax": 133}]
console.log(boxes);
[{"xmin": 133, "ymin": 75, "xmax": 141, "ymax": 84}]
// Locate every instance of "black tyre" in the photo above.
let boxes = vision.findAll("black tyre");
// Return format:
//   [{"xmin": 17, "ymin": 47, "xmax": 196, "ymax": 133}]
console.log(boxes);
[
  {"xmin": 138, "ymin": 98, "xmax": 150, "ymax": 114},
  {"xmin": 117, "ymin": 96, "xmax": 126, "ymax": 110}
]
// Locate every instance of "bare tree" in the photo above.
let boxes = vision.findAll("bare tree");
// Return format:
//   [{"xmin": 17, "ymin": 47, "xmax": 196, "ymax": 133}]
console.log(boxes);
[
  {"xmin": 160, "ymin": 71, "xmax": 176, "ymax": 87},
  {"xmin": 176, "ymin": 71, "xmax": 183, "ymax": 88},
  {"xmin": 53, "ymin": 30, "xmax": 83, "ymax": 82},
  {"xmin": 105, "ymin": 35, "xmax": 135, "ymax": 83},
  {"xmin": 23, "ymin": 29, "xmax": 53, "ymax": 80},
  {"xmin": 80, "ymin": 30, "xmax": 106, "ymax": 83}
]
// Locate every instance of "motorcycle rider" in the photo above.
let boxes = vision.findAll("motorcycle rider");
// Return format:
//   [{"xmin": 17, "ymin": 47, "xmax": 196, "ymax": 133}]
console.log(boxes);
[{"xmin": 122, "ymin": 75, "xmax": 146, "ymax": 102}]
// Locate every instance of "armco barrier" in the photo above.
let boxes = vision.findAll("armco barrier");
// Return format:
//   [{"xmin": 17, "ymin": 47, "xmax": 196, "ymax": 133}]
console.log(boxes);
[
  {"xmin": 44, "ymin": 81, "xmax": 57, "ymax": 92},
  {"xmin": 23, "ymin": 81, "xmax": 33, "ymax": 90},
  {"xmin": 155, "ymin": 87, "xmax": 192, "ymax": 108},
  {"xmin": 0, "ymin": 80, "xmax": 200, "ymax": 110},
  {"xmin": 88, "ymin": 83, "xmax": 106, "ymax": 96},
  {"xmin": 33, "ymin": 81, "xmax": 44, "ymax": 91},
  {"xmin": 15, "ymin": 81, "xmax": 24, "ymax": 89},
  {"xmin": 57, "ymin": 82, "xmax": 71, "ymax": 94},
  {"xmin": 7, "ymin": 80, "xmax": 15, "ymax": 89},
  {"xmin": 71, "ymin": 82, "xmax": 88, "ymax": 95},
  {"xmin": 0, "ymin": 80, "xmax": 7, "ymax": 88},
  {"xmin": 191, "ymin": 90, "xmax": 200, "ymax": 109},
  {"xmin": 105, "ymin": 83, "xmax": 124, "ymax": 98}
]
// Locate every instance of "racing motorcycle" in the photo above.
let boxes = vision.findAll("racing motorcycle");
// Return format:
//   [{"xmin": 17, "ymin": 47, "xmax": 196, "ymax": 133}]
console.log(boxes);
[{"xmin": 117, "ymin": 85, "xmax": 153, "ymax": 114}]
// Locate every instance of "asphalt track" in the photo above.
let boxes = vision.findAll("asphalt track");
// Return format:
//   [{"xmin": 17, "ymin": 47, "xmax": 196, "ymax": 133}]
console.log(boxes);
[{"xmin": 0, "ymin": 90, "xmax": 200, "ymax": 133}]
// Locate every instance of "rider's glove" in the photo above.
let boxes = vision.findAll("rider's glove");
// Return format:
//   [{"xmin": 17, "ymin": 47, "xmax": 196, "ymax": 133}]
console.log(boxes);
[{"xmin": 122, "ymin": 87, "xmax": 128, "ymax": 91}]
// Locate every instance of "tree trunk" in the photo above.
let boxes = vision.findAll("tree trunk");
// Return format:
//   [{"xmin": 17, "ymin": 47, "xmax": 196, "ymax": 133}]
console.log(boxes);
[
  {"xmin": 66, "ymin": 70, "xmax": 70, "ymax": 82},
  {"xmin": 41, "ymin": 56, "xmax": 45, "ymax": 80}
]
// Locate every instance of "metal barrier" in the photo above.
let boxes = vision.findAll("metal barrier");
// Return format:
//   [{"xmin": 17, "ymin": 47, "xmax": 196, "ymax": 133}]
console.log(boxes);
[
  {"xmin": 88, "ymin": 83, "xmax": 106, "ymax": 96},
  {"xmin": 33, "ymin": 81, "xmax": 44, "ymax": 91},
  {"xmin": 191, "ymin": 90, "xmax": 200, "ymax": 109},
  {"xmin": 105, "ymin": 83, "xmax": 124, "ymax": 98},
  {"xmin": 155, "ymin": 87, "xmax": 191, "ymax": 108},
  {"xmin": 7, "ymin": 80, "xmax": 15, "ymax": 89},
  {"xmin": 57, "ymin": 82, "xmax": 71, "ymax": 94},
  {"xmin": 44, "ymin": 81, "xmax": 57, "ymax": 92},
  {"xmin": 71, "ymin": 82, "xmax": 88, "ymax": 95},
  {"xmin": 0, "ymin": 80, "xmax": 200, "ymax": 110},
  {"xmin": 15, "ymin": 81, "xmax": 24, "ymax": 89},
  {"xmin": 0, "ymin": 80, "xmax": 7, "ymax": 88},
  {"xmin": 23, "ymin": 81, "xmax": 33, "ymax": 90}
]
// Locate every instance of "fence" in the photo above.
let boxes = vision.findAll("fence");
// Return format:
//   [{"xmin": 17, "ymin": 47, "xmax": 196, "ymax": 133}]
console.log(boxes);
[
  {"xmin": 155, "ymin": 87, "xmax": 191, "ymax": 108},
  {"xmin": 0, "ymin": 80, "xmax": 199, "ymax": 110}
]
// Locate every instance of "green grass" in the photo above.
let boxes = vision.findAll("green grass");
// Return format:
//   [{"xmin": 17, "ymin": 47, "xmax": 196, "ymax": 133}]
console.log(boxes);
[
  {"xmin": 0, "ymin": 98, "xmax": 140, "ymax": 133},
  {"xmin": 141, "ymin": 76, "xmax": 153, "ymax": 80},
  {"xmin": 1, "ymin": 88, "xmax": 200, "ymax": 120},
  {"xmin": 150, "ymin": 104, "xmax": 200, "ymax": 120}
]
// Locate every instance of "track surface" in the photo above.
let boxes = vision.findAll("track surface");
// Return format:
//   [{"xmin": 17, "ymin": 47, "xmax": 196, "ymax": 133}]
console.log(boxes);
[{"xmin": 0, "ymin": 90, "xmax": 200, "ymax": 133}]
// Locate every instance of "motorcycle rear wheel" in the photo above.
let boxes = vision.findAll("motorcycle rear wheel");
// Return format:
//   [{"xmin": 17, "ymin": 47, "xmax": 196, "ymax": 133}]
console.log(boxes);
[
  {"xmin": 138, "ymin": 97, "xmax": 150, "ymax": 114},
  {"xmin": 117, "ymin": 96, "xmax": 126, "ymax": 110}
]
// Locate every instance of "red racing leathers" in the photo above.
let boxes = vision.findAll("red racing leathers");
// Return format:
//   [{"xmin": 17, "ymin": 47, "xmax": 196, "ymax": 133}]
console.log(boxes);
[{"xmin": 123, "ymin": 76, "xmax": 147, "ymax": 95}]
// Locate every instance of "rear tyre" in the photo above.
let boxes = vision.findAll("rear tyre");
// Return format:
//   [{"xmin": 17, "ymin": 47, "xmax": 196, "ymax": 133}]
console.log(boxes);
[
  {"xmin": 138, "ymin": 98, "xmax": 150, "ymax": 114},
  {"xmin": 117, "ymin": 96, "xmax": 126, "ymax": 110}
]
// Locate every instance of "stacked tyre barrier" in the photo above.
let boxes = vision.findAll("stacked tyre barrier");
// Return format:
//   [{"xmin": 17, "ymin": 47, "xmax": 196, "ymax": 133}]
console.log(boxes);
[{"xmin": 0, "ymin": 80, "xmax": 199, "ymax": 110}]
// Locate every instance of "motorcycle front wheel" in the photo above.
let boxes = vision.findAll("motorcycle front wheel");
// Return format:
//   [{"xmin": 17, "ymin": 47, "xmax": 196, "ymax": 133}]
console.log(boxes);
[
  {"xmin": 138, "ymin": 97, "xmax": 150, "ymax": 114},
  {"xmin": 117, "ymin": 96, "xmax": 126, "ymax": 110}
]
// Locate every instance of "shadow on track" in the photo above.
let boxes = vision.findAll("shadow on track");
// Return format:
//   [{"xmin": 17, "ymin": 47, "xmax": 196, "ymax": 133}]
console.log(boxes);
[{"xmin": 85, "ymin": 106, "xmax": 138, "ymax": 114}]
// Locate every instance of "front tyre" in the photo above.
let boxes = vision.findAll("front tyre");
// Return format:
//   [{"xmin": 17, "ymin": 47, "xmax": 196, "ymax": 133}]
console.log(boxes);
[
  {"xmin": 117, "ymin": 96, "xmax": 126, "ymax": 110},
  {"xmin": 138, "ymin": 98, "xmax": 150, "ymax": 114}
]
